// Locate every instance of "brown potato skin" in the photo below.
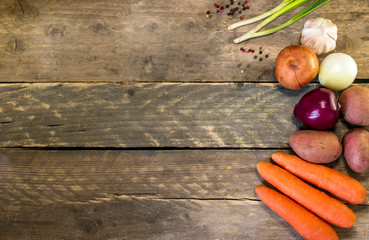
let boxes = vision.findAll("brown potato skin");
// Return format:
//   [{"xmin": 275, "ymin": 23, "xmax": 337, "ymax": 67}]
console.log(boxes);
[
  {"xmin": 343, "ymin": 128, "xmax": 369, "ymax": 174},
  {"xmin": 289, "ymin": 130, "xmax": 342, "ymax": 163},
  {"xmin": 339, "ymin": 86, "xmax": 369, "ymax": 126},
  {"xmin": 275, "ymin": 45, "xmax": 319, "ymax": 90}
]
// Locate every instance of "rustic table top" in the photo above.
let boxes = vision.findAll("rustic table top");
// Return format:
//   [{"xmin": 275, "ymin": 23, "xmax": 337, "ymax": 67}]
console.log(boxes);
[{"xmin": 1, "ymin": 0, "xmax": 368, "ymax": 239}]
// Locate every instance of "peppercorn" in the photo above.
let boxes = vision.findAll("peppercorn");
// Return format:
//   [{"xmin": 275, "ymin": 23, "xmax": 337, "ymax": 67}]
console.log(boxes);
[
  {"xmin": 243, "ymin": 7, "xmax": 246, "ymax": 10},
  {"xmin": 259, "ymin": 58, "xmax": 263, "ymax": 61},
  {"xmin": 226, "ymin": 5, "xmax": 229, "ymax": 8},
  {"xmin": 254, "ymin": 55, "xmax": 257, "ymax": 59},
  {"xmin": 259, "ymin": 50, "xmax": 263, "ymax": 54},
  {"xmin": 206, "ymin": 11, "xmax": 211, "ymax": 14},
  {"xmin": 265, "ymin": 54, "xmax": 269, "ymax": 58},
  {"xmin": 240, "ymin": 47, "xmax": 244, "ymax": 51}
]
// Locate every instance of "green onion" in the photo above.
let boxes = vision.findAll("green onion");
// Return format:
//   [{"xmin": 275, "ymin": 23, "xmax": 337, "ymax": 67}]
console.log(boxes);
[
  {"xmin": 228, "ymin": 0, "xmax": 296, "ymax": 31},
  {"xmin": 232, "ymin": 0, "xmax": 332, "ymax": 44}
]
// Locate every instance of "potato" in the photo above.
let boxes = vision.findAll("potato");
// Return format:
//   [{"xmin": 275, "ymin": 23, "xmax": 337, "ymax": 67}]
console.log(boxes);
[
  {"xmin": 288, "ymin": 130, "xmax": 342, "ymax": 163},
  {"xmin": 339, "ymin": 86, "xmax": 369, "ymax": 126},
  {"xmin": 342, "ymin": 128, "xmax": 369, "ymax": 174}
]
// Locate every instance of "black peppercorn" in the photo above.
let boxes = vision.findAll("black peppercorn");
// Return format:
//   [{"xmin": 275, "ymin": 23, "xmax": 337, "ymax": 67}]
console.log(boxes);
[
  {"xmin": 254, "ymin": 56, "xmax": 257, "ymax": 59},
  {"xmin": 265, "ymin": 54, "xmax": 269, "ymax": 58},
  {"xmin": 259, "ymin": 50, "xmax": 263, "ymax": 54},
  {"xmin": 259, "ymin": 58, "xmax": 263, "ymax": 61},
  {"xmin": 206, "ymin": 11, "xmax": 211, "ymax": 14}
]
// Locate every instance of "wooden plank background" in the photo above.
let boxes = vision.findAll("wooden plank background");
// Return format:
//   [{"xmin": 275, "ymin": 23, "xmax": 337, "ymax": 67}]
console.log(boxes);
[
  {"xmin": 1, "ymin": 0, "xmax": 369, "ymax": 239},
  {"xmin": 1, "ymin": 149, "xmax": 368, "ymax": 240},
  {"xmin": 0, "ymin": 0, "xmax": 368, "ymax": 82},
  {"xmin": 1, "ymin": 82, "xmax": 368, "ymax": 148}
]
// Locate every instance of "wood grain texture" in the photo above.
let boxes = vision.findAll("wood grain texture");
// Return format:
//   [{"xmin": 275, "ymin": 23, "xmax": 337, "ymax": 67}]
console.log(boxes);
[
  {"xmin": 1, "ymin": 198, "xmax": 368, "ymax": 240},
  {"xmin": 0, "ymin": 0, "xmax": 368, "ymax": 82},
  {"xmin": 0, "ymin": 149, "xmax": 368, "ymax": 240},
  {"xmin": 1, "ymin": 82, "xmax": 368, "ymax": 148}
]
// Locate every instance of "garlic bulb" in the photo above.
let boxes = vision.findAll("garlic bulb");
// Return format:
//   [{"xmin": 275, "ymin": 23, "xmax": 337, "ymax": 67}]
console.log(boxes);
[{"xmin": 300, "ymin": 18, "xmax": 337, "ymax": 55}]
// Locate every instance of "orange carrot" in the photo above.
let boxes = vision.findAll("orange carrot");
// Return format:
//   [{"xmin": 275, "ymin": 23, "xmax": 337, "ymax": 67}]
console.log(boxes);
[
  {"xmin": 257, "ymin": 161, "xmax": 356, "ymax": 228},
  {"xmin": 255, "ymin": 185, "xmax": 338, "ymax": 240},
  {"xmin": 271, "ymin": 152, "xmax": 367, "ymax": 205}
]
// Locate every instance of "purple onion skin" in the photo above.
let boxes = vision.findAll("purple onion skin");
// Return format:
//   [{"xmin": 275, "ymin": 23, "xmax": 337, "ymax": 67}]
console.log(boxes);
[{"xmin": 293, "ymin": 88, "xmax": 339, "ymax": 130}]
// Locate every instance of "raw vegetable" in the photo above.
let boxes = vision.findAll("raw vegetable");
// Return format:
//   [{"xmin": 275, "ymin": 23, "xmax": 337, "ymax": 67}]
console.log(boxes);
[
  {"xmin": 257, "ymin": 161, "xmax": 356, "ymax": 228},
  {"xmin": 275, "ymin": 45, "xmax": 319, "ymax": 90},
  {"xmin": 255, "ymin": 185, "xmax": 339, "ymax": 240},
  {"xmin": 230, "ymin": 0, "xmax": 332, "ymax": 43},
  {"xmin": 293, "ymin": 88, "xmax": 339, "ymax": 129},
  {"xmin": 318, "ymin": 53, "xmax": 358, "ymax": 91},
  {"xmin": 228, "ymin": 0, "xmax": 296, "ymax": 31},
  {"xmin": 343, "ymin": 128, "xmax": 369, "ymax": 174},
  {"xmin": 339, "ymin": 86, "xmax": 369, "ymax": 126},
  {"xmin": 288, "ymin": 130, "xmax": 342, "ymax": 163},
  {"xmin": 271, "ymin": 152, "xmax": 366, "ymax": 204},
  {"xmin": 300, "ymin": 18, "xmax": 337, "ymax": 55}
]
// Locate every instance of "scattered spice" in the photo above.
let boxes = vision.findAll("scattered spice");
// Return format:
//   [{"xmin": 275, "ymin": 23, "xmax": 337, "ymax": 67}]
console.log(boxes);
[
  {"xmin": 254, "ymin": 55, "xmax": 258, "ymax": 59},
  {"xmin": 265, "ymin": 54, "xmax": 269, "ymax": 58},
  {"xmin": 259, "ymin": 57, "xmax": 263, "ymax": 61},
  {"xmin": 259, "ymin": 50, "xmax": 263, "ymax": 54}
]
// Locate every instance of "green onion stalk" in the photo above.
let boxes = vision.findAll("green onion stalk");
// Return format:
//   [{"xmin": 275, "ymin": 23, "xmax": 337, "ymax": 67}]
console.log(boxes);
[
  {"xmin": 230, "ymin": 0, "xmax": 333, "ymax": 44},
  {"xmin": 228, "ymin": 0, "xmax": 296, "ymax": 31}
]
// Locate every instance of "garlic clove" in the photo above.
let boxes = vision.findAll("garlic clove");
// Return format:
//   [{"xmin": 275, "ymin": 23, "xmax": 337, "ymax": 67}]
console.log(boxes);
[{"xmin": 300, "ymin": 18, "xmax": 337, "ymax": 55}]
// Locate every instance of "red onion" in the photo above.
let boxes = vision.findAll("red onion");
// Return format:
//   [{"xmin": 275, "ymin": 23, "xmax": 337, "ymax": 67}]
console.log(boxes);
[{"xmin": 293, "ymin": 88, "xmax": 339, "ymax": 129}]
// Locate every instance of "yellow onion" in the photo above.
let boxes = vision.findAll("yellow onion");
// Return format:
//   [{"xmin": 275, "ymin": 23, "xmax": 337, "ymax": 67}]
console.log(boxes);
[{"xmin": 318, "ymin": 53, "xmax": 357, "ymax": 91}]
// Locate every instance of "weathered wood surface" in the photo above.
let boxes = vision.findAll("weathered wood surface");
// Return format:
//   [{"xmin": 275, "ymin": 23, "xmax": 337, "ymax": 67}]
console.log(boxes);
[
  {"xmin": 0, "ymin": 149, "xmax": 368, "ymax": 240},
  {"xmin": 0, "ymin": 0, "xmax": 368, "ymax": 82},
  {"xmin": 1, "ymin": 82, "xmax": 368, "ymax": 148},
  {"xmin": 1, "ymin": 0, "xmax": 369, "ymax": 239}
]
